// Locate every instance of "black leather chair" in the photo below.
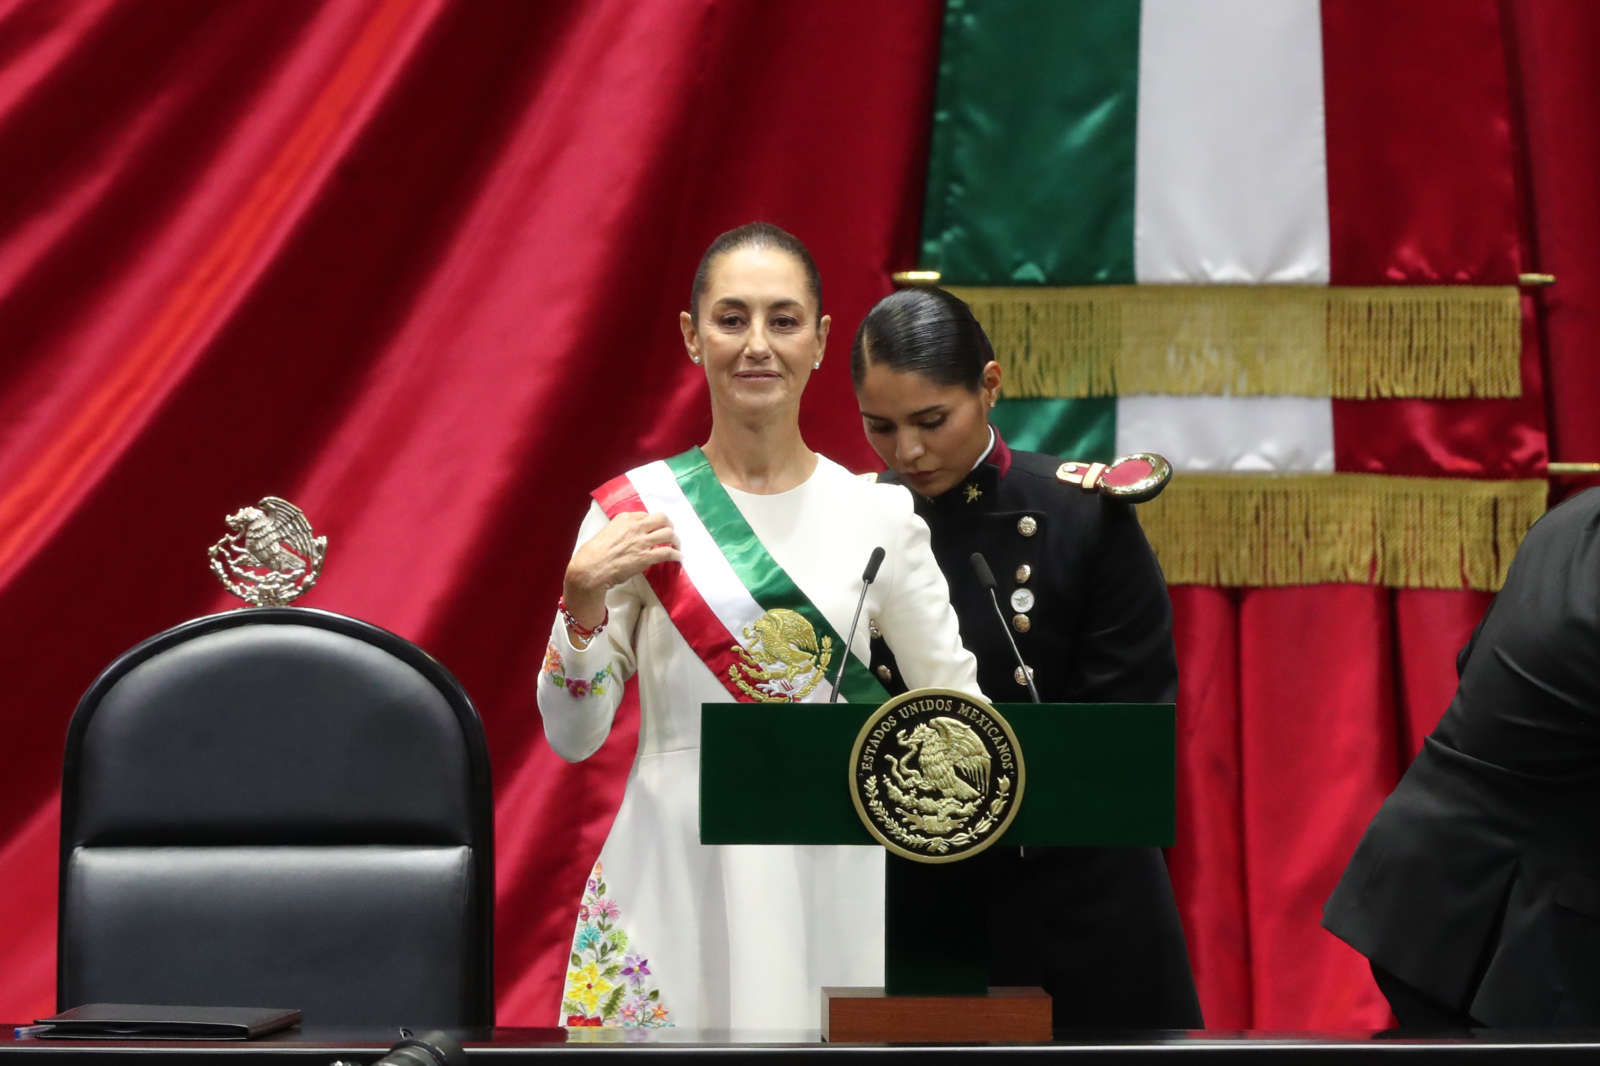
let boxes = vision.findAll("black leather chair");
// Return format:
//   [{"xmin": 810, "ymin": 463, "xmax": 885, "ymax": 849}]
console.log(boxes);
[{"xmin": 58, "ymin": 608, "xmax": 494, "ymax": 1026}]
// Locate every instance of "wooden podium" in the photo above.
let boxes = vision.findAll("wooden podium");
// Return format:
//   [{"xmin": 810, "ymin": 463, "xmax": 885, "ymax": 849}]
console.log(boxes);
[{"xmin": 700, "ymin": 698, "xmax": 1175, "ymax": 1042}]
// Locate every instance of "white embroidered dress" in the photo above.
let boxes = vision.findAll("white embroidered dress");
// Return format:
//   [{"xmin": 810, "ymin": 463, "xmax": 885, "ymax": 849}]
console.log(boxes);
[{"xmin": 538, "ymin": 454, "xmax": 980, "ymax": 1031}]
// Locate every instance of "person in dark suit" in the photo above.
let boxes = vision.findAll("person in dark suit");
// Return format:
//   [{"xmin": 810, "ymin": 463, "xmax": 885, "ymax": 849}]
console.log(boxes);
[
  {"xmin": 1324, "ymin": 487, "xmax": 1600, "ymax": 1029},
  {"xmin": 851, "ymin": 285, "xmax": 1202, "ymax": 1030}
]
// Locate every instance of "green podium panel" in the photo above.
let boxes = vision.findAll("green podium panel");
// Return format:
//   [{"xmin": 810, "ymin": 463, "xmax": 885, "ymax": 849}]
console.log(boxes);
[
  {"xmin": 700, "ymin": 701, "xmax": 1175, "ymax": 847},
  {"xmin": 700, "ymin": 700, "xmax": 1175, "ymax": 996}
]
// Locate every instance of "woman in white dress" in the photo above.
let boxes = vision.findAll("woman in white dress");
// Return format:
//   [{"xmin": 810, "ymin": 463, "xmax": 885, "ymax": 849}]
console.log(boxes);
[{"xmin": 538, "ymin": 223, "xmax": 981, "ymax": 1031}]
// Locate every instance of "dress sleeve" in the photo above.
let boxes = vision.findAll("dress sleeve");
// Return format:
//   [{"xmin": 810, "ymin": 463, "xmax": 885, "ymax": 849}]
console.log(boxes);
[
  {"xmin": 536, "ymin": 500, "xmax": 644, "ymax": 762},
  {"xmin": 872, "ymin": 486, "xmax": 985, "ymax": 700},
  {"xmin": 1077, "ymin": 497, "xmax": 1178, "ymax": 703}
]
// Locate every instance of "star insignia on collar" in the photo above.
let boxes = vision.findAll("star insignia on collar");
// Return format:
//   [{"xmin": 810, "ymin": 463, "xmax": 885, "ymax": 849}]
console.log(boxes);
[{"xmin": 963, "ymin": 483, "xmax": 982, "ymax": 503}]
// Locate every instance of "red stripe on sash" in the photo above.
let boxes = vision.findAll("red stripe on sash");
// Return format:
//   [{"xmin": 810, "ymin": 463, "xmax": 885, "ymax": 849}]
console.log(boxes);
[{"xmin": 591, "ymin": 473, "xmax": 755, "ymax": 702}]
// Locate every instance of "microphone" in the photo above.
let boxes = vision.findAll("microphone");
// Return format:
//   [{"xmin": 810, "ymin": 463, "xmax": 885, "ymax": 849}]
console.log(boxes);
[
  {"xmin": 971, "ymin": 551, "xmax": 1040, "ymax": 703},
  {"xmin": 829, "ymin": 546, "xmax": 886, "ymax": 703},
  {"xmin": 332, "ymin": 1030, "xmax": 466, "ymax": 1066}
]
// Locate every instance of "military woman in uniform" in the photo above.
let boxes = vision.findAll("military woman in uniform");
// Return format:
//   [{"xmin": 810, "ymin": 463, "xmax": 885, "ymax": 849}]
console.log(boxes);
[{"xmin": 850, "ymin": 285, "xmax": 1202, "ymax": 1030}]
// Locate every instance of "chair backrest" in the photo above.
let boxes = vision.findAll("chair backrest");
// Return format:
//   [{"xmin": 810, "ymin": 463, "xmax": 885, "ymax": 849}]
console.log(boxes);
[{"xmin": 58, "ymin": 608, "xmax": 494, "ymax": 1027}]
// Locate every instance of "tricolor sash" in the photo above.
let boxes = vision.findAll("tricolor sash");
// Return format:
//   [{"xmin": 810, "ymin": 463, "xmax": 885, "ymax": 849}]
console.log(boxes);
[{"xmin": 593, "ymin": 448, "xmax": 887, "ymax": 704}]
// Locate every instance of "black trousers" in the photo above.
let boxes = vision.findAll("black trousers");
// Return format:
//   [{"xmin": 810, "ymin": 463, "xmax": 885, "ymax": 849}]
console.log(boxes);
[{"xmin": 980, "ymin": 846, "xmax": 1203, "ymax": 1031}]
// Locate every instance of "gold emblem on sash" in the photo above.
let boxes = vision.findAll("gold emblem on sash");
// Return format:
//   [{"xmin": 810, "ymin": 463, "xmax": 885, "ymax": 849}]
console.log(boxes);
[
  {"xmin": 729, "ymin": 608, "xmax": 833, "ymax": 702},
  {"xmin": 208, "ymin": 496, "xmax": 326, "ymax": 606},
  {"xmin": 850, "ymin": 689, "xmax": 1025, "ymax": 863}
]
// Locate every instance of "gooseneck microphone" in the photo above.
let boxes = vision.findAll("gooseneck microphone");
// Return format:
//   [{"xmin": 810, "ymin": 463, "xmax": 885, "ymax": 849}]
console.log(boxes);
[
  {"xmin": 971, "ymin": 551, "xmax": 1040, "ymax": 703},
  {"xmin": 331, "ymin": 1030, "xmax": 466, "ymax": 1066},
  {"xmin": 829, "ymin": 546, "xmax": 886, "ymax": 703}
]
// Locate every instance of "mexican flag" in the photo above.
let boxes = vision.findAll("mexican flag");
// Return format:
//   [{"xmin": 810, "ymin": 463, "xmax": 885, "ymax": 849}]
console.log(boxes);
[{"xmin": 921, "ymin": 0, "xmax": 1547, "ymax": 591}]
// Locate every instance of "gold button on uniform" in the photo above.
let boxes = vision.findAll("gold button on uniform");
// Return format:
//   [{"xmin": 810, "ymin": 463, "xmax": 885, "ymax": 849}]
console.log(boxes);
[
  {"xmin": 876, "ymin": 664, "xmax": 893, "ymax": 683},
  {"xmin": 868, "ymin": 620, "xmax": 881, "ymax": 639},
  {"xmin": 1012, "ymin": 613, "xmax": 1031, "ymax": 633},
  {"xmin": 1015, "ymin": 563, "xmax": 1032, "ymax": 584},
  {"xmin": 1017, "ymin": 515, "xmax": 1038, "ymax": 537},
  {"xmin": 1014, "ymin": 665, "xmax": 1034, "ymax": 687}
]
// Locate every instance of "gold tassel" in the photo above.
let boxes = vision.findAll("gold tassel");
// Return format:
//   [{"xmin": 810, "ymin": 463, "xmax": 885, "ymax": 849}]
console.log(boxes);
[
  {"xmin": 947, "ymin": 285, "xmax": 1522, "ymax": 400},
  {"xmin": 1137, "ymin": 473, "xmax": 1546, "ymax": 590}
]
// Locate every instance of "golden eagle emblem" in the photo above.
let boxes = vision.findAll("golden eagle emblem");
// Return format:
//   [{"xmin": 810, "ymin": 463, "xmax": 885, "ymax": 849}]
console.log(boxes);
[
  {"xmin": 729, "ymin": 607, "xmax": 833, "ymax": 702},
  {"xmin": 208, "ymin": 496, "xmax": 327, "ymax": 606},
  {"xmin": 890, "ymin": 717, "xmax": 991, "ymax": 819},
  {"xmin": 850, "ymin": 689, "xmax": 1025, "ymax": 863}
]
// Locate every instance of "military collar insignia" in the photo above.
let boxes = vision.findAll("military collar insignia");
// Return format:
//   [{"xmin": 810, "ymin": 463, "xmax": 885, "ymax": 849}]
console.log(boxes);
[{"xmin": 875, "ymin": 428, "xmax": 1012, "ymax": 511}]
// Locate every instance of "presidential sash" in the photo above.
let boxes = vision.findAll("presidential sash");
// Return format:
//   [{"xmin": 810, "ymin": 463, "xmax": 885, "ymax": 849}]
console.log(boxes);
[{"xmin": 593, "ymin": 448, "xmax": 887, "ymax": 704}]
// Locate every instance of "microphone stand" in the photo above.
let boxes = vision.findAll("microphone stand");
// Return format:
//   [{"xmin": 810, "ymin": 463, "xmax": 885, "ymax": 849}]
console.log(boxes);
[{"xmin": 829, "ymin": 546, "xmax": 886, "ymax": 703}]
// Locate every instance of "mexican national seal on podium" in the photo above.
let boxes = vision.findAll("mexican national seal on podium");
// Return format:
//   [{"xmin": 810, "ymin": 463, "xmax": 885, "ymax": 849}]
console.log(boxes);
[{"xmin": 850, "ymin": 688, "xmax": 1024, "ymax": 863}]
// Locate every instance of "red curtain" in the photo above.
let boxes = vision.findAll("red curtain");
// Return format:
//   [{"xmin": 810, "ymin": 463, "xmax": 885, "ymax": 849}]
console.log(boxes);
[
  {"xmin": 0, "ymin": 0, "xmax": 944, "ymax": 1024},
  {"xmin": 1167, "ymin": 586, "xmax": 1494, "ymax": 1028},
  {"xmin": 0, "ymin": 0, "xmax": 1595, "ymax": 1032}
]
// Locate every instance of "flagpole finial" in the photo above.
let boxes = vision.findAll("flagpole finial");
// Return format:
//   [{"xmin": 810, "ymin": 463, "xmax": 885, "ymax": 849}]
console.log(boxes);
[{"xmin": 891, "ymin": 270, "xmax": 942, "ymax": 286}]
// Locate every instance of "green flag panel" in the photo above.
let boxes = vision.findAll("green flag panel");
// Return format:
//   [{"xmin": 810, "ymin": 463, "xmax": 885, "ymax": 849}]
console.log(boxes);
[
  {"xmin": 991, "ymin": 396, "xmax": 1116, "ymax": 462},
  {"xmin": 921, "ymin": 0, "xmax": 1141, "ymax": 285}
]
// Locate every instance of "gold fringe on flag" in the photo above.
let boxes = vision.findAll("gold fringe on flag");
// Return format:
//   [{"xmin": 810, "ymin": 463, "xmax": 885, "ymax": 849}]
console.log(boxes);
[
  {"xmin": 1137, "ymin": 473, "xmax": 1546, "ymax": 590},
  {"xmin": 947, "ymin": 285, "xmax": 1523, "ymax": 400}
]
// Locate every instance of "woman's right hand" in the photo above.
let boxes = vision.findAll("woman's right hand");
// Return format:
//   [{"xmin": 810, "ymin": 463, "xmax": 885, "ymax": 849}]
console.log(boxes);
[{"xmin": 561, "ymin": 512, "xmax": 681, "ymax": 631}]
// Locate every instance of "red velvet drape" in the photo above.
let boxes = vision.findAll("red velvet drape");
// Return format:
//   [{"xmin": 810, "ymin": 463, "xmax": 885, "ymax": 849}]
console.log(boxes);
[
  {"xmin": 0, "ymin": 0, "xmax": 1595, "ymax": 1032},
  {"xmin": 0, "ymin": 0, "xmax": 941, "ymax": 1024}
]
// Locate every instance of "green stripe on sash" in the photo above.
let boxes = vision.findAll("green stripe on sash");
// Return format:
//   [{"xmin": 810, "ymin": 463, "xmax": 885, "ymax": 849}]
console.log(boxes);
[{"xmin": 666, "ymin": 449, "xmax": 888, "ymax": 705}]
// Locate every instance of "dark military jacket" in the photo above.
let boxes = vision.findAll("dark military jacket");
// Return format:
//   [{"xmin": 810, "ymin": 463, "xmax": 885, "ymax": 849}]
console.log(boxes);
[
  {"xmin": 869, "ymin": 434, "xmax": 1176, "ymax": 706},
  {"xmin": 866, "ymin": 432, "xmax": 1200, "ymax": 1029}
]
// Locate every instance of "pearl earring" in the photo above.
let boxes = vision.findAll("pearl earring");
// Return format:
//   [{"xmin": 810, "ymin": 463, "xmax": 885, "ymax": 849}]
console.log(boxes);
[
  {"xmin": 692, "ymin": 356, "xmax": 701, "ymax": 365},
  {"xmin": 813, "ymin": 360, "xmax": 821, "ymax": 370}
]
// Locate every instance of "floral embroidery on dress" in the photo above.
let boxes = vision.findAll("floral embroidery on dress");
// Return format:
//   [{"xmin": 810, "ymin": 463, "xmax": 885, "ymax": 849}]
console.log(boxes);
[
  {"xmin": 561, "ymin": 861, "xmax": 671, "ymax": 1027},
  {"xmin": 542, "ymin": 643, "xmax": 611, "ymax": 698}
]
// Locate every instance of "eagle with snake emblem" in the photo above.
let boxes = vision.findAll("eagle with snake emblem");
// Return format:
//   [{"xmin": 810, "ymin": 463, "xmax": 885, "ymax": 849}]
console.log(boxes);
[
  {"xmin": 851, "ymin": 690, "xmax": 1023, "ymax": 862},
  {"xmin": 208, "ymin": 496, "xmax": 327, "ymax": 606},
  {"xmin": 886, "ymin": 716, "xmax": 992, "ymax": 832},
  {"xmin": 729, "ymin": 607, "xmax": 833, "ymax": 701}
]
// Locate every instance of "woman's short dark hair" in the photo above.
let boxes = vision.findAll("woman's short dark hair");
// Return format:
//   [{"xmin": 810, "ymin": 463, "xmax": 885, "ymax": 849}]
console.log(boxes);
[
  {"xmin": 850, "ymin": 286, "xmax": 993, "ymax": 391},
  {"xmin": 689, "ymin": 222, "xmax": 822, "ymax": 323}
]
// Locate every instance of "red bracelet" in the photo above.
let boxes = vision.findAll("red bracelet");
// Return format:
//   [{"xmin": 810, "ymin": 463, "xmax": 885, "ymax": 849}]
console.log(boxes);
[{"xmin": 558, "ymin": 595, "xmax": 608, "ymax": 639}]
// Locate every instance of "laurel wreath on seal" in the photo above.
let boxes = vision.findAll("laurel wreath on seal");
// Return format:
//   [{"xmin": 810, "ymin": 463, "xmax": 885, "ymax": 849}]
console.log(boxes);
[
  {"xmin": 864, "ymin": 775, "xmax": 1012, "ymax": 855},
  {"xmin": 883, "ymin": 776, "xmax": 982, "ymax": 825}
]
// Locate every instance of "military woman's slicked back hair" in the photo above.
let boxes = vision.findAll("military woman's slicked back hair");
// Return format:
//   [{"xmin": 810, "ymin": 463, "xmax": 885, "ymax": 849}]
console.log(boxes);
[
  {"xmin": 688, "ymin": 222, "xmax": 823, "ymax": 324},
  {"xmin": 850, "ymin": 286, "xmax": 993, "ymax": 391}
]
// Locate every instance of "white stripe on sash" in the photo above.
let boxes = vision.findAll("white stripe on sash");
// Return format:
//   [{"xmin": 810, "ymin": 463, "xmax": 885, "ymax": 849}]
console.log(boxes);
[{"xmin": 626, "ymin": 460, "xmax": 767, "ymax": 640}]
